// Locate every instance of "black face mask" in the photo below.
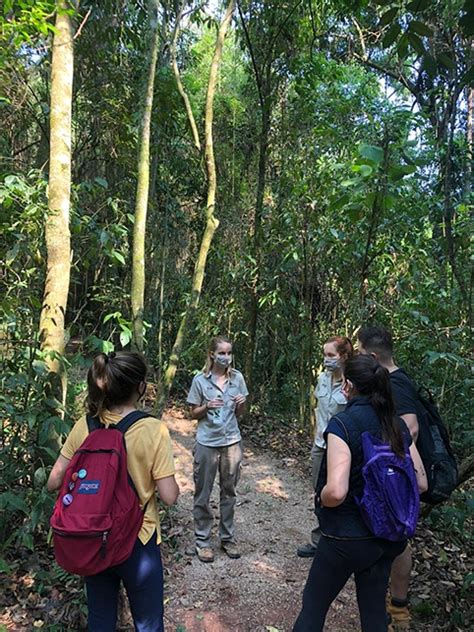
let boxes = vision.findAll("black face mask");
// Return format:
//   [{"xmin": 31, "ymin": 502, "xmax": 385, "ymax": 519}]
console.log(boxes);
[{"xmin": 138, "ymin": 383, "xmax": 147, "ymax": 399}]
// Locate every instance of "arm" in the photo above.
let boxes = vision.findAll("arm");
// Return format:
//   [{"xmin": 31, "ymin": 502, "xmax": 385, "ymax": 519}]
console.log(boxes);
[
  {"xmin": 409, "ymin": 443, "xmax": 428, "ymax": 494},
  {"xmin": 47, "ymin": 454, "xmax": 71, "ymax": 492},
  {"xmin": 320, "ymin": 433, "xmax": 351, "ymax": 507},
  {"xmin": 234, "ymin": 393, "xmax": 247, "ymax": 417},
  {"xmin": 190, "ymin": 403, "xmax": 208, "ymax": 420},
  {"xmin": 401, "ymin": 413, "xmax": 419, "ymax": 442},
  {"xmin": 155, "ymin": 475, "xmax": 179, "ymax": 506}
]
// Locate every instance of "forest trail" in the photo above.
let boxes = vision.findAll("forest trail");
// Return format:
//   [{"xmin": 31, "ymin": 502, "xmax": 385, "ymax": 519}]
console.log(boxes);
[{"xmin": 163, "ymin": 409, "xmax": 359, "ymax": 632}]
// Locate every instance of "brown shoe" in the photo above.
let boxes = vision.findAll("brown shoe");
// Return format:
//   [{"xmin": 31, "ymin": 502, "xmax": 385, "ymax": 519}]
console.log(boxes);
[
  {"xmin": 196, "ymin": 546, "xmax": 214, "ymax": 563},
  {"xmin": 387, "ymin": 601, "xmax": 411, "ymax": 631},
  {"xmin": 221, "ymin": 541, "xmax": 241, "ymax": 559}
]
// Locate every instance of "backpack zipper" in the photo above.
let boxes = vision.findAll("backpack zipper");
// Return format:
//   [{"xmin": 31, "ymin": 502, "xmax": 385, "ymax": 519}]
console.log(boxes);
[{"xmin": 101, "ymin": 530, "xmax": 109, "ymax": 558}]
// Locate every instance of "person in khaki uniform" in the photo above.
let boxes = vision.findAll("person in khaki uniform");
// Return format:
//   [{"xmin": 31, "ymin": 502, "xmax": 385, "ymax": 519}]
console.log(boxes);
[
  {"xmin": 187, "ymin": 335, "xmax": 248, "ymax": 563},
  {"xmin": 297, "ymin": 336, "xmax": 353, "ymax": 558}
]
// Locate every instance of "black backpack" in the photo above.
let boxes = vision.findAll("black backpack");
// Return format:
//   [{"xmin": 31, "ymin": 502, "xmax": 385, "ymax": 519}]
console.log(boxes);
[{"xmin": 415, "ymin": 387, "xmax": 458, "ymax": 505}]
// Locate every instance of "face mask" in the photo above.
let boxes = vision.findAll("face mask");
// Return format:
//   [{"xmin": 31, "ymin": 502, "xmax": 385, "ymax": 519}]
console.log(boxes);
[
  {"xmin": 214, "ymin": 354, "xmax": 232, "ymax": 368},
  {"xmin": 323, "ymin": 358, "xmax": 340, "ymax": 371}
]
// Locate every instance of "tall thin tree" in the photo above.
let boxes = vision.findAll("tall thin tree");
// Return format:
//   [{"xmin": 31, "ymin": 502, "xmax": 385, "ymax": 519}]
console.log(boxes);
[
  {"xmin": 131, "ymin": 0, "xmax": 160, "ymax": 351},
  {"xmin": 155, "ymin": 0, "xmax": 236, "ymax": 415},
  {"xmin": 39, "ymin": 0, "xmax": 76, "ymax": 402}
]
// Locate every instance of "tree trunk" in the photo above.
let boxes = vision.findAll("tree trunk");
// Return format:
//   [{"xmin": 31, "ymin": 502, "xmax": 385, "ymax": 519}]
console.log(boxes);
[
  {"xmin": 38, "ymin": 0, "xmax": 74, "ymax": 401},
  {"xmin": 154, "ymin": 0, "xmax": 236, "ymax": 416},
  {"xmin": 244, "ymin": 99, "xmax": 270, "ymax": 396},
  {"xmin": 131, "ymin": 0, "xmax": 160, "ymax": 351}
]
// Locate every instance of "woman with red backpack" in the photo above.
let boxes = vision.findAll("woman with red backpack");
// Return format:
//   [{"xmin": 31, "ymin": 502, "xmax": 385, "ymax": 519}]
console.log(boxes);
[
  {"xmin": 293, "ymin": 354, "xmax": 427, "ymax": 632},
  {"xmin": 47, "ymin": 352, "xmax": 179, "ymax": 632}
]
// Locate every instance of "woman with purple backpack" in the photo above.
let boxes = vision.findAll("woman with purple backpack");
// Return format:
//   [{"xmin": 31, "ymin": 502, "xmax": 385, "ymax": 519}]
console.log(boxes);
[{"xmin": 293, "ymin": 354, "xmax": 427, "ymax": 632}]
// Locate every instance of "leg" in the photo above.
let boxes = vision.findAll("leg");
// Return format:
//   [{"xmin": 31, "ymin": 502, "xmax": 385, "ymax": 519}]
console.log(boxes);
[
  {"xmin": 387, "ymin": 543, "xmax": 412, "ymax": 628},
  {"xmin": 310, "ymin": 444, "xmax": 325, "ymax": 545},
  {"xmin": 193, "ymin": 442, "xmax": 219, "ymax": 548},
  {"xmin": 390, "ymin": 543, "xmax": 412, "ymax": 601},
  {"xmin": 120, "ymin": 538, "xmax": 164, "ymax": 632},
  {"xmin": 85, "ymin": 568, "xmax": 121, "ymax": 632},
  {"xmin": 293, "ymin": 537, "xmax": 357, "ymax": 632},
  {"xmin": 218, "ymin": 441, "xmax": 243, "ymax": 543},
  {"xmin": 354, "ymin": 540, "xmax": 407, "ymax": 632}
]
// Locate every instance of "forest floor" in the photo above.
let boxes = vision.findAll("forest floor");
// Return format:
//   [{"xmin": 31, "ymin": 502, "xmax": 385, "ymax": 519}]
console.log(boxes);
[{"xmin": 0, "ymin": 406, "xmax": 472, "ymax": 631}]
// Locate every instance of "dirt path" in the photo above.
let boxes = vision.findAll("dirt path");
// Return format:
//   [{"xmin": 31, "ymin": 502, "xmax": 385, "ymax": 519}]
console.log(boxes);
[{"xmin": 163, "ymin": 410, "xmax": 359, "ymax": 632}]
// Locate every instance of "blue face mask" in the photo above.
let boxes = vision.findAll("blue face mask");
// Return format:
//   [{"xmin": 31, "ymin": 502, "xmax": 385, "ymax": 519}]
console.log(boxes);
[
  {"xmin": 323, "ymin": 358, "xmax": 340, "ymax": 372},
  {"xmin": 214, "ymin": 354, "xmax": 232, "ymax": 368}
]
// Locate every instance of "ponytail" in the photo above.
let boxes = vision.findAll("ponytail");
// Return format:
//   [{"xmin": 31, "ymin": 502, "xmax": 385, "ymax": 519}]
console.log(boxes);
[
  {"xmin": 343, "ymin": 355, "xmax": 404, "ymax": 457},
  {"xmin": 370, "ymin": 365, "xmax": 404, "ymax": 457},
  {"xmin": 86, "ymin": 351, "xmax": 148, "ymax": 417}
]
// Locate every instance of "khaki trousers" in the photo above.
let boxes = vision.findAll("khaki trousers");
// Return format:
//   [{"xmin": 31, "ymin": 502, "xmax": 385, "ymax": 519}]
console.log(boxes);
[{"xmin": 193, "ymin": 441, "xmax": 243, "ymax": 548}]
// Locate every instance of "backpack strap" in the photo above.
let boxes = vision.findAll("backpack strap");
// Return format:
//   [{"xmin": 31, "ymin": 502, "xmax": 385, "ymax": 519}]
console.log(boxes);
[
  {"xmin": 114, "ymin": 410, "xmax": 155, "ymax": 509},
  {"xmin": 115, "ymin": 410, "xmax": 154, "ymax": 434},
  {"xmin": 86, "ymin": 415, "xmax": 105, "ymax": 432}
]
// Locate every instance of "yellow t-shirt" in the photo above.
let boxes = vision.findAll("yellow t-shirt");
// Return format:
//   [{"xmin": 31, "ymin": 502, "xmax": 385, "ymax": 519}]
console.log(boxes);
[{"xmin": 60, "ymin": 410, "xmax": 176, "ymax": 545}]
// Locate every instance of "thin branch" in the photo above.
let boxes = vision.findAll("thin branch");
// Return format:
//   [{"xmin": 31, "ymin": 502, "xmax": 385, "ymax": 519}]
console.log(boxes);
[
  {"xmin": 237, "ymin": 2, "xmax": 264, "ymax": 111},
  {"xmin": 73, "ymin": 7, "xmax": 91, "ymax": 40},
  {"xmin": 170, "ymin": 2, "xmax": 201, "ymax": 151}
]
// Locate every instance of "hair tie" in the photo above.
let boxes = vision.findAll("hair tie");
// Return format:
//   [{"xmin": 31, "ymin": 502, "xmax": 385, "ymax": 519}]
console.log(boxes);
[{"xmin": 107, "ymin": 352, "xmax": 116, "ymax": 361}]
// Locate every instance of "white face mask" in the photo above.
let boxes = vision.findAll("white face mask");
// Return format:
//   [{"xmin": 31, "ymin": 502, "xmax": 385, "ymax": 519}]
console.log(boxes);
[
  {"xmin": 323, "ymin": 358, "xmax": 340, "ymax": 371},
  {"xmin": 214, "ymin": 353, "xmax": 232, "ymax": 368}
]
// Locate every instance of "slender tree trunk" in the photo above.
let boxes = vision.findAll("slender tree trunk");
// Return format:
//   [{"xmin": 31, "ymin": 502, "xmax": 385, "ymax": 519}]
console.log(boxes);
[
  {"xmin": 171, "ymin": 3, "xmax": 201, "ymax": 151},
  {"xmin": 244, "ymin": 98, "xmax": 270, "ymax": 396},
  {"xmin": 155, "ymin": 0, "xmax": 236, "ymax": 416},
  {"xmin": 131, "ymin": 0, "xmax": 160, "ymax": 351},
  {"xmin": 38, "ymin": 0, "xmax": 75, "ymax": 402}
]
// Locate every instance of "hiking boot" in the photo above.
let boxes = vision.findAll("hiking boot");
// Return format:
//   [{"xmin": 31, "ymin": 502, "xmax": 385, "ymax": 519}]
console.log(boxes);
[
  {"xmin": 196, "ymin": 546, "xmax": 214, "ymax": 563},
  {"xmin": 221, "ymin": 541, "xmax": 241, "ymax": 559},
  {"xmin": 297, "ymin": 543, "xmax": 318, "ymax": 558},
  {"xmin": 387, "ymin": 600, "xmax": 411, "ymax": 630}
]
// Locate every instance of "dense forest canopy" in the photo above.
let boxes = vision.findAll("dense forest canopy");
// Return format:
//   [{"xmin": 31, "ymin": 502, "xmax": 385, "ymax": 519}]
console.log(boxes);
[{"xmin": 1, "ymin": 0, "xmax": 472, "ymax": 620}]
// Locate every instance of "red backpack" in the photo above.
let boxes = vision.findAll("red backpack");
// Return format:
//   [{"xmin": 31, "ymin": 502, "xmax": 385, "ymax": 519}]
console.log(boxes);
[{"xmin": 50, "ymin": 411, "xmax": 152, "ymax": 576}]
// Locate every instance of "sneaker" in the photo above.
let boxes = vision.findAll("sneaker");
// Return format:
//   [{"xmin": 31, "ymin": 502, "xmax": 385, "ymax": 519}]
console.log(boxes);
[
  {"xmin": 221, "ymin": 541, "xmax": 241, "ymax": 559},
  {"xmin": 297, "ymin": 543, "xmax": 318, "ymax": 558},
  {"xmin": 196, "ymin": 546, "xmax": 214, "ymax": 563},
  {"xmin": 387, "ymin": 600, "xmax": 411, "ymax": 630}
]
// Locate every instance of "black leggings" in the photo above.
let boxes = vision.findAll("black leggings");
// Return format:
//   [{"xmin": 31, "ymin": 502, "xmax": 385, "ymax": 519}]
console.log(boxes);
[{"xmin": 293, "ymin": 536, "xmax": 407, "ymax": 632}]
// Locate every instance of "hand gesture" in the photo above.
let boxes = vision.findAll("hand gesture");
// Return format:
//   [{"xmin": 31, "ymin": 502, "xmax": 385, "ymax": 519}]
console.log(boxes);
[
  {"xmin": 232, "ymin": 393, "xmax": 246, "ymax": 406},
  {"xmin": 206, "ymin": 398, "xmax": 224, "ymax": 410}
]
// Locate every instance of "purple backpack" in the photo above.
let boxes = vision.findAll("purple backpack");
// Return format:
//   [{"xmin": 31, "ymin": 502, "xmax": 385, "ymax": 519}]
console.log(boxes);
[{"xmin": 355, "ymin": 430, "xmax": 420, "ymax": 541}]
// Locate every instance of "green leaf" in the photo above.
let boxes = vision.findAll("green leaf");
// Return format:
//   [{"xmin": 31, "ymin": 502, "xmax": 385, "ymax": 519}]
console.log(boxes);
[
  {"xmin": 422, "ymin": 53, "xmax": 437, "ymax": 77},
  {"xmin": 408, "ymin": 20, "xmax": 434, "ymax": 37},
  {"xmin": 460, "ymin": 65, "xmax": 474, "ymax": 86},
  {"xmin": 120, "ymin": 330, "xmax": 132, "ymax": 347},
  {"xmin": 359, "ymin": 143, "xmax": 384, "ymax": 163},
  {"xmin": 407, "ymin": 0, "xmax": 431, "ymax": 11},
  {"xmin": 379, "ymin": 7, "xmax": 398, "ymax": 27},
  {"xmin": 382, "ymin": 22, "xmax": 401, "ymax": 48},
  {"xmin": 437, "ymin": 53, "xmax": 456, "ymax": 70},
  {"xmin": 0, "ymin": 559, "xmax": 12, "ymax": 574},
  {"xmin": 397, "ymin": 33, "xmax": 410, "ymax": 59},
  {"xmin": 94, "ymin": 177, "xmax": 108, "ymax": 188},
  {"xmin": 111, "ymin": 250, "xmax": 125, "ymax": 265},
  {"xmin": 459, "ymin": 11, "xmax": 474, "ymax": 37},
  {"xmin": 407, "ymin": 32, "xmax": 425, "ymax": 56}
]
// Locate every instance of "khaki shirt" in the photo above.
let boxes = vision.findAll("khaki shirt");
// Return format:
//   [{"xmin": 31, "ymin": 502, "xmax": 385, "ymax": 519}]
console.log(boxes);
[
  {"xmin": 60, "ymin": 410, "xmax": 176, "ymax": 545},
  {"xmin": 314, "ymin": 371, "xmax": 347, "ymax": 448},
  {"xmin": 187, "ymin": 369, "xmax": 249, "ymax": 447}
]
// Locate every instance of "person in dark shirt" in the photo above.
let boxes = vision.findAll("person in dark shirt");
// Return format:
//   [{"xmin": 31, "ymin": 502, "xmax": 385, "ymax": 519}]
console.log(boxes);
[
  {"xmin": 357, "ymin": 326, "xmax": 419, "ymax": 630},
  {"xmin": 292, "ymin": 354, "xmax": 426, "ymax": 631}
]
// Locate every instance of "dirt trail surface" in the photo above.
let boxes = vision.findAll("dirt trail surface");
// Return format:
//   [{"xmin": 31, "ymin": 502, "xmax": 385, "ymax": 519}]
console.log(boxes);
[{"xmin": 163, "ymin": 410, "xmax": 359, "ymax": 632}]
